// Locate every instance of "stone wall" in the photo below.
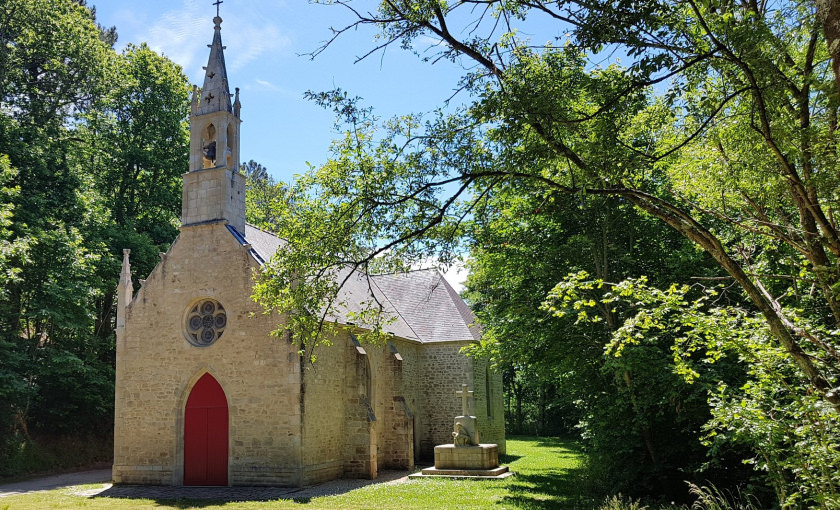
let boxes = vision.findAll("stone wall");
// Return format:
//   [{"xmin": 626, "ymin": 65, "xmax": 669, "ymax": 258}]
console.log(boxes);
[
  {"xmin": 416, "ymin": 341, "xmax": 474, "ymax": 459},
  {"xmin": 341, "ymin": 337, "xmax": 377, "ymax": 478},
  {"xmin": 181, "ymin": 167, "xmax": 246, "ymax": 234},
  {"xmin": 472, "ymin": 358, "xmax": 506, "ymax": 454},
  {"xmin": 113, "ymin": 223, "xmax": 302, "ymax": 486},
  {"xmin": 300, "ymin": 333, "xmax": 347, "ymax": 484},
  {"xmin": 378, "ymin": 340, "xmax": 413, "ymax": 470},
  {"xmin": 390, "ymin": 340, "xmax": 421, "ymax": 465}
]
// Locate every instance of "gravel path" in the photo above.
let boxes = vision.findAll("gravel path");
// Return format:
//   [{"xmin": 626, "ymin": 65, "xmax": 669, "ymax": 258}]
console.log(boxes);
[
  {"xmin": 0, "ymin": 469, "xmax": 112, "ymax": 498},
  {"xmin": 0, "ymin": 468, "xmax": 415, "ymax": 501}
]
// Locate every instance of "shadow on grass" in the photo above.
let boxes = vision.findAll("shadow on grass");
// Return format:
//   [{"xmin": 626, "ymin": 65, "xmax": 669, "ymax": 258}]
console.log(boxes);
[
  {"xmin": 91, "ymin": 438, "xmax": 591, "ymax": 509},
  {"xmin": 499, "ymin": 471, "xmax": 597, "ymax": 510},
  {"xmin": 92, "ymin": 469, "xmax": 412, "ymax": 505},
  {"xmin": 500, "ymin": 437, "xmax": 597, "ymax": 510}
]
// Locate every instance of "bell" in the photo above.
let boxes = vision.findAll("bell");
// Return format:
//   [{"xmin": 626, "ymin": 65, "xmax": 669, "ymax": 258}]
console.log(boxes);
[{"xmin": 203, "ymin": 141, "xmax": 216, "ymax": 161}]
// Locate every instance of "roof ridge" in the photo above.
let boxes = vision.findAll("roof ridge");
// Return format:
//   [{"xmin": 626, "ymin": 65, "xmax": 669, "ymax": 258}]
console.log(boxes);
[{"xmin": 370, "ymin": 267, "xmax": 440, "ymax": 278}]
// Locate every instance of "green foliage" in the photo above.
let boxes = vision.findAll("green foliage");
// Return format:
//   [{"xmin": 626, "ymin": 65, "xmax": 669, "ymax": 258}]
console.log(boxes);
[
  {"xmin": 463, "ymin": 187, "xmax": 745, "ymax": 498},
  {"xmin": 0, "ymin": 0, "xmax": 188, "ymax": 454},
  {"xmin": 0, "ymin": 155, "xmax": 27, "ymax": 295},
  {"xmin": 29, "ymin": 349, "xmax": 114, "ymax": 434},
  {"xmin": 0, "ymin": 434, "xmax": 112, "ymax": 480},
  {"xmin": 276, "ymin": 0, "xmax": 840, "ymax": 505},
  {"xmin": 243, "ymin": 160, "xmax": 290, "ymax": 232},
  {"xmin": 545, "ymin": 274, "xmax": 838, "ymax": 506}
]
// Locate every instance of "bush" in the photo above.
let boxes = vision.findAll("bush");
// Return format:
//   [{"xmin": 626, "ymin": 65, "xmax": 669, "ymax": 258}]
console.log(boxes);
[{"xmin": 0, "ymin": 433, "xmax": 112, "ymax": 480}]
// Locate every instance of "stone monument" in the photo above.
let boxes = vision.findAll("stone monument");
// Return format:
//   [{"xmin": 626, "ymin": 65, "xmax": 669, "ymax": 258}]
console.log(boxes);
[{"xmin": 415, "ymin": 383, "xmax": 511, "ymax": 478}]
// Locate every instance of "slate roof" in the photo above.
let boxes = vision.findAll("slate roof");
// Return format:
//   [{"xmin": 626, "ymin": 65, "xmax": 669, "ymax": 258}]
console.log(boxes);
[
  {"xmin": 243, "ymin": 224, "xmax": 284, "ymax": 264},
  {"xmin": 238, "ymin": 224, "xmax": 477, "ymax": 344},
  {"xmin": 371, "ymin": 271, "xmax": 480, "ymax": 343}
]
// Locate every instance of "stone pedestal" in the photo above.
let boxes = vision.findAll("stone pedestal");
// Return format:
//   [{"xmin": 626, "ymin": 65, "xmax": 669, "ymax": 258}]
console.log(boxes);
[
  {"xmin": 411, "ymin": 382, "xmax": 511, "ymax": 478},
  {"xmin": 416, "ymin": 443, "xmax": 511, "ymax": 478}
]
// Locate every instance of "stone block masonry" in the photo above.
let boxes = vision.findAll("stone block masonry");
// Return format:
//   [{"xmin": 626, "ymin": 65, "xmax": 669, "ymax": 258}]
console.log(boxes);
[{"xmin": 114, "ymin": 224, "xmax": 303, "ymax": 486}]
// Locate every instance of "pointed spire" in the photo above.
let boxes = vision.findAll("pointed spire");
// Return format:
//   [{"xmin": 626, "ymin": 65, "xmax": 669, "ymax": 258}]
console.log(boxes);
[
  {"xmin": 119, "ymin": 249, "xmax": 133, "ymax": 292},
  {"xmin": 233, "ymin": 87, "xmax": 241, "ymax": 119},
  {"xmin": 197, "ymin": 16, "xmax": 232, "ymax": 115},
  {"xmin": 116, "ymin": 249, "xmax": 134, "ymax": 345}
]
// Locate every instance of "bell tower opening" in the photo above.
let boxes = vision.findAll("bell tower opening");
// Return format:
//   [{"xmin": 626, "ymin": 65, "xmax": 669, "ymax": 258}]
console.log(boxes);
[
  {"xmin": 226, "ymin": 122, "xmax": 235, "ymax": 168},
  {"xmin": 202, "ymin": 124, "xmax": 217, "ymax": 168}
]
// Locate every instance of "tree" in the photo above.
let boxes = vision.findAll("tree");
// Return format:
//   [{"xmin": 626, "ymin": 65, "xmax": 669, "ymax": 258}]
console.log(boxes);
[
  {"xmin": 241, "ymin": 159, "xmax": 269, "ymax": 182},
  {"xmin": 0, "ymin": 1, "xmax": 189, "ymax": 456},
  {"xmin": 81, "ymin": 43, "xmax": 190, "ymax": 344},
  {"xmin": 462, "ymin": 186, "xmax": 757, "ymax": 498},
  {"xmin": 251, "ymin": 0, "xmax": 840, "ymax": 503},
  {"xmin": 260, "ymin": 0, "xmax": 840, "ymax": 404},
  {"xmin": 0, "ymin": 0, "xmax": 115, "ymax": 449},
  {"xmin": 0, "ymin": 0, "xmax": 111, "ymax": 350},
  {"xmin": 257, "ymin": 0, "xmax": 840, "ymax": 406},
  {"xmin": 242, "ymin": 160, "xmax": 292, "ymax": 231}
]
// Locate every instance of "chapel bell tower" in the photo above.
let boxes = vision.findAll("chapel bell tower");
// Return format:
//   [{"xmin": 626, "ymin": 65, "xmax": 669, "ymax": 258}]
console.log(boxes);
[{"xmin": 182, "ymin": 14, "xmax": 245, "ymax": 234}]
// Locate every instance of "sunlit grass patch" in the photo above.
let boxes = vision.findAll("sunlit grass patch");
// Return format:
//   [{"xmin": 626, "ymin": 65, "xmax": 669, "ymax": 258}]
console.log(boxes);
[{"xmin": 2, "ymin": 437, "xmax": 594, "ymax": 510}]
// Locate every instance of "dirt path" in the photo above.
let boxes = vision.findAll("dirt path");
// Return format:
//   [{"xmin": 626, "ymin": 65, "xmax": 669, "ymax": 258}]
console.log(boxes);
[
  {"xmin": 0, "ymin": 468, "xmax": 414, "ymax": 501},
  {"xmin": 0, "ymin": 468, "xmax": 112, "ymax": 498}
]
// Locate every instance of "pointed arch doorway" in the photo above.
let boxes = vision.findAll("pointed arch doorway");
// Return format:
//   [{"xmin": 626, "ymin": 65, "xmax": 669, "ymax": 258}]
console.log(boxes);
[{"xmin": 184, "ymin": 373, "xmax": 228, "ymax": 486}]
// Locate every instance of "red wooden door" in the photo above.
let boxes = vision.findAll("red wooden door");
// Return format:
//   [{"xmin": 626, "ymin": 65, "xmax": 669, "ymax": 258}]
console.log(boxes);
[{"xmin": 184, "ymin": 373, "xmax": 228, "ymax": 486}]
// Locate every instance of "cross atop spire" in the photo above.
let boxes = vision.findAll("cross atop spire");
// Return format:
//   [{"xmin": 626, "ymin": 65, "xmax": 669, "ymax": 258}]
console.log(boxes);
[{"xmin": 213, "ymin": 0, "xmax": 223, "ymax": 17}]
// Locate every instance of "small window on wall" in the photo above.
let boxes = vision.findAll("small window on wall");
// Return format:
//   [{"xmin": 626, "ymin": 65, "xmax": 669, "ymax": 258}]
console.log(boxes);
[
  {"xmin": 485, "ymin": 364, "xmax": 493, "ymax": 419},
  {"xmin": 360, "ymin": 354, "xmax": 372, "ymax": 399}
]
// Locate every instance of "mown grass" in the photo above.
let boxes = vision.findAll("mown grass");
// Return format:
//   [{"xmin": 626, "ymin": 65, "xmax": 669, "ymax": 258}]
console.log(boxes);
[{"xmin": 1, "ymin": 436, "xmax": 605, "ymax": 510}]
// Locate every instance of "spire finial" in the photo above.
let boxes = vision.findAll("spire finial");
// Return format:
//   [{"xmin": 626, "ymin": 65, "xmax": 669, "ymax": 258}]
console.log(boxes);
[{"xmin": 213, "ymin": 0, "xmax": 223, "ymax": 18}]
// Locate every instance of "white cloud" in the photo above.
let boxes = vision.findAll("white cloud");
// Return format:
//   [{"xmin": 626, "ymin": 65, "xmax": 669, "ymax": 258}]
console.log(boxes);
[
  {"xmin": 137, "ymin": 0, "xmax": 291, "ymax": 83},
  {"xmin": 224, "ymin": 23, "xmax": 291, "ymax": 73},
  {"xmin": 141, "ymin": 0, "xmax": 205, "ymax": 78},
  {"xmin": 254, "ymin": 79, "xmax": 280, "ymax": 91}
]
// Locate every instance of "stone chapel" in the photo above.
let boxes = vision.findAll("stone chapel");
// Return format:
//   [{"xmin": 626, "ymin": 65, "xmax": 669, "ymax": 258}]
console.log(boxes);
[{"xmin": 111, "ymin": 14, "xmax": 505, "ymax": 487}]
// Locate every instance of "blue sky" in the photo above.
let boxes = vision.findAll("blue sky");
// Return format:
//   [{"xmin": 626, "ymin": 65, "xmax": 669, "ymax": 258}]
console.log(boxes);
[
  {"xmin": 92, "ymin": 1, "xmax": 569, "ymax": 288},
  {"xmin": 93, "ymin": 0, "xmax": 473, "ymax": 184}
]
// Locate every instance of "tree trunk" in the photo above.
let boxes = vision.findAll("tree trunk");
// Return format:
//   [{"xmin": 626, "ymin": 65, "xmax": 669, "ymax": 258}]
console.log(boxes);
[
  {"xmin": 622, "ymin": 370, "xmax": 660, "ymax": 466},
  {"xmin": 817, "ymin": 0, "xmax": 840, "ymax": 94},
  {"xmin": 95, "ymin": 290, "xmax": 115, "ymax": 339},
  {"xmin": 538, "ymin": 384, "xmax": 547, "ymax": 436},
  {"xmin": 624, "ymin": 191, "xmax": 840, "ymax": 407}
]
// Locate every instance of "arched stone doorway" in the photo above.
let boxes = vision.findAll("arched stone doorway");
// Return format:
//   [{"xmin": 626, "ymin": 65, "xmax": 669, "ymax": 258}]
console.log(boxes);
[{"xmin": 184, "ymin": 373, "xmax": 228, "ymax": 486}]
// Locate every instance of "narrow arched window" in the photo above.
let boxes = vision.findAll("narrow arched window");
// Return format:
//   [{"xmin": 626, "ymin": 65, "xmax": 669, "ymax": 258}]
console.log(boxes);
[{"xmin": 485, "ymin": 364, "xmax": 493, "ymax": 419}]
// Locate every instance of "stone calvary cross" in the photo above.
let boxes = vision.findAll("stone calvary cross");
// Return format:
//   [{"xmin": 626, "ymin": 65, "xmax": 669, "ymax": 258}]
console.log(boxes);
[{"xmin": 456, "ymin": 383, "xmax": 473, "ymax": 416}]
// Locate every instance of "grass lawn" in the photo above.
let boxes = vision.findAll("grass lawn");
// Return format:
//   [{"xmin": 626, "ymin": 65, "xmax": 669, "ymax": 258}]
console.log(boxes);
[{"xmin": 0, "ymin": 436, "xmax": 602, "ymax": 510}]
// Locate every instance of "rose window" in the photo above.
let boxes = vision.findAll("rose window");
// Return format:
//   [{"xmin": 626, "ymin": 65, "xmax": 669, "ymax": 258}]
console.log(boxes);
[{"xmin": 185, "ymin": 299, "xmax": 226, "ymax": 346}]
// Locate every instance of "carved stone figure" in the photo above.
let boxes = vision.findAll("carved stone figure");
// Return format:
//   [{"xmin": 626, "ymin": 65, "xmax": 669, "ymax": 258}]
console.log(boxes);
[{"xmin": 453, "ymin": 421, "xmax": 471, "ymax": 446}]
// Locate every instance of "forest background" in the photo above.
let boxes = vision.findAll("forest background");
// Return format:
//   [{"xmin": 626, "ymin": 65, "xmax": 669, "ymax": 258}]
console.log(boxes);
[{"xmin": 2, "ymin": 0, "xmax": 840, "ymax": 508}]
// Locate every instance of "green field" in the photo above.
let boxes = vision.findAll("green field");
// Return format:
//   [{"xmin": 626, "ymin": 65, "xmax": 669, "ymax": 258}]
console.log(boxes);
[{"xmin": 1, "ymin": 437, "xmax": 612, "ymax": 510}]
